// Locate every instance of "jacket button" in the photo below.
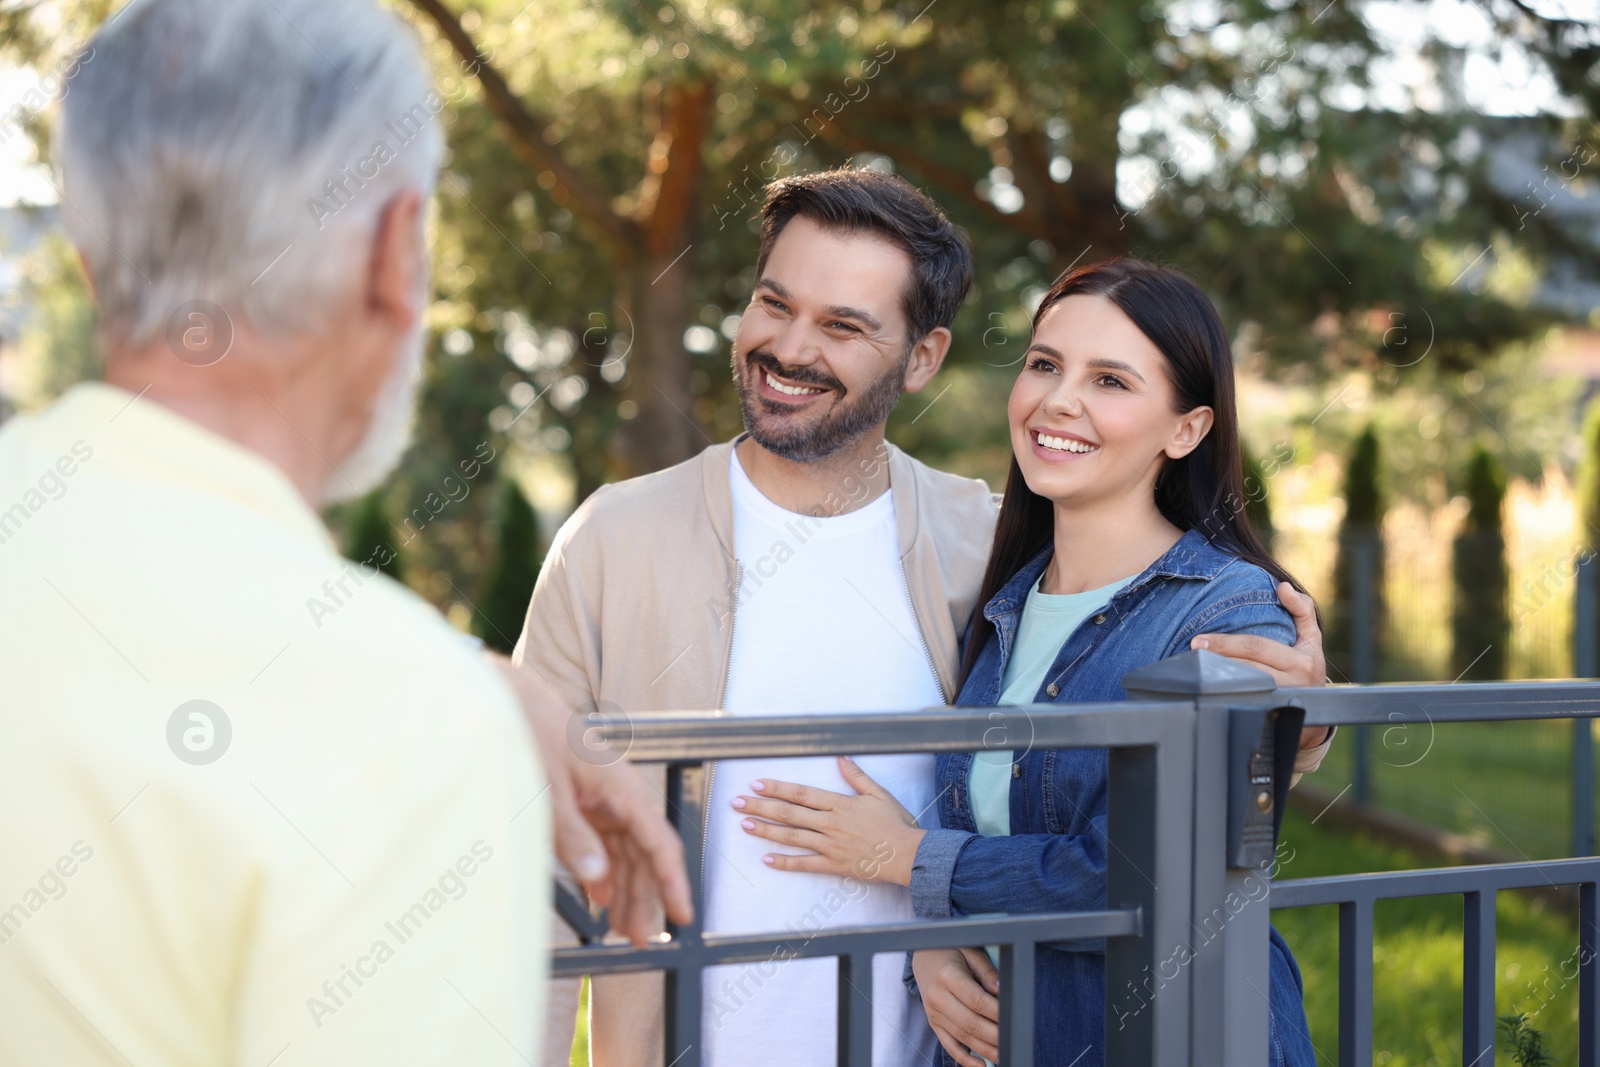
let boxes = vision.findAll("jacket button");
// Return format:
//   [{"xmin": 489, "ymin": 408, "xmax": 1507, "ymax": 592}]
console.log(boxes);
[
  {"xmin": 1046, "ymin": 683, "xmax": 1060, "ymax": 697},
  {"xmin": 1012, "ymin": 763, "xmax": 1021, "ymax": 778},
  {"xmin": 1093, "ymin": 613, "xmax": 1108, "ymax": 625}
]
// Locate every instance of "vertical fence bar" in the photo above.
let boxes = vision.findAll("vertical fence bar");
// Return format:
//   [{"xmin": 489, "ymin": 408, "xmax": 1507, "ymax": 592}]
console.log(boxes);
[
  {"xmin": 998, "ymin": 940, "xmax": 1037, "ymax": 1067},
  {"xmin": 1101, "ymin": 734, "xmax": 1168, "ymax": 1066},
  {"xmin": 835, "ymin": 954, "xmax": 874, "ymax": 1067},
  {"xmin": 1100, "ymin": 694, "xmax": 1195, "ymax": 1066},
  {"xmin": 1339, "ymin": 898, "xmax": 1374, "ymax": 1067},
  {"xmin": 1352, "ymin": 535, "xmax": 1376, "ymax": 806},
  {"xmin": 1575, "ymin": 555, "xmax": 1597, "ymax": 858},
  {"xmin": 1463, "ymin": 890, "xmax": 1497, "ymax": 1066},
  {"xmin": 663, "ymin": 762, "xmax": 707, "ymax": 1067},
  {"xmin": 1581, "ymin": 882, "xmax": 1598, "ymax": 1067}
]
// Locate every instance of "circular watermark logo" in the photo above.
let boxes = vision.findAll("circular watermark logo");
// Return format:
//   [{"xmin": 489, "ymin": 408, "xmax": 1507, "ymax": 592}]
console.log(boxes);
[
  {"xmin": 981, "ymin": 706, "xmax": 1036, "ymax": 759},
  {"xmin": 567, "ymin": 699, "xmax": 633, "ymax": 767},
  {"xmin": 166, "ymin": 700, "xmax": 232, "ymax": 765},
  {"xmin": 166, "ymin": 301, "xmax": 234, "ymax": 367},
  {"xmin": 1380, "ymin": 706, "xmax": 1434, "ymax": 769},
  {"xmin": 1377, "ymin": 308, "xmax": 1434, "ymax": 368}
]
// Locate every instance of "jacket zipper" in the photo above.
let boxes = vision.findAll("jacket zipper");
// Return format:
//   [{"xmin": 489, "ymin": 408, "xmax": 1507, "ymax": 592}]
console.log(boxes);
[{"xmin": 703, "ymin": 561, "xmax": 741, "ymax": 889}]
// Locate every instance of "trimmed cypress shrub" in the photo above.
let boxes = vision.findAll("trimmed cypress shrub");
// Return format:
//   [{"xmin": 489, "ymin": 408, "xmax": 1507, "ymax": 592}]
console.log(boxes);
[
  {"xmin": 1575, "ymin": 396, "xmax": 1600, "ymax": 673},
  {"xmin": 344, "ymin": 489, "xmax": 405, "ymax": 581},
  {"xmin": 1328, "ymin": 425, "xmax": 1386, "ymax": 681},
  {"xmin": 474, "ymin": 476, "xmax": 543, "ymax": 653},
  {"xmin": 1451, "ymin": 445, "xmax": 1508, "ymax": 680}
]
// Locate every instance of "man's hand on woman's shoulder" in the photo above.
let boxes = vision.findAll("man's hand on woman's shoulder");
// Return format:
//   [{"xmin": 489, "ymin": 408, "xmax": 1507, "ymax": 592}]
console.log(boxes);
[{"xmin": 1189, "ymin": 582, "xmax": 1333, "ymax": 751}]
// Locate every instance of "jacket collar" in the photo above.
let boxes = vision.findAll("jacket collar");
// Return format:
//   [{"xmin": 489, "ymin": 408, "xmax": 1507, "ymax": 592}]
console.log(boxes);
[
  {"xmin": 982, "ymin": 527, "xmax": 1237, "ymax": 624},
  {"xmin": 698, "ymin": 432, "xmax": 919, "ymax": 560}
]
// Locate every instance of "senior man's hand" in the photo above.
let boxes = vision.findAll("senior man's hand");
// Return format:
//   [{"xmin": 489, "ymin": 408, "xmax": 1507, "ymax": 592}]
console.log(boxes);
[
  {"xmin": 1190, "ymin": 582, "xmax": 1332, "ymax": 750},
  {"xmin": 489, "ymin": 654, "xmax": 692, "ymax": 946}
]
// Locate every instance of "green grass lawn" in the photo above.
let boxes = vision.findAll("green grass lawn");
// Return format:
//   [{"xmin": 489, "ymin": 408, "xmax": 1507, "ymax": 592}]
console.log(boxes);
[
  {"xmin": 1313, "ymin": 718, "xmax": 1597, "ymax": 860},
  {"xmin": 568, "ymin": 807, "xmax": 1585, "ymax": 1066},
  {"xmin": 571, "ymin": 977, "xmax": 588, "ymax": 1067},
  {"xmin": 1274, "ymin": 805, "xmax": 1583, "ymax": 1067}
]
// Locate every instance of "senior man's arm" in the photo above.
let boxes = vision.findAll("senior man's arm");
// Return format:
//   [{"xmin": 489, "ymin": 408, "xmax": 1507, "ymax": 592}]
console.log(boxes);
[
  {"xmin": 489, "ymin": 654, "xmax": 692, "ymax": 947},
  {"xmin": 1190, "ymin": 582, "xmax": 1335, "ymax": 769}
]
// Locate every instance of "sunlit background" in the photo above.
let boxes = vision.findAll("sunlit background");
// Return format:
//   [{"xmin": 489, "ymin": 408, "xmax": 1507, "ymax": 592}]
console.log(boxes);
[{"xmin": 5, "ymin": 1, "xmax": 1600, "ymax": 1062}]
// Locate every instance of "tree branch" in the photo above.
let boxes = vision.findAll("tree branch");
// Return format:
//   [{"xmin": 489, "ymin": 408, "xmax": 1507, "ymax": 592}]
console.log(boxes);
[
  {"xmin": 824, "ymin": 123, "xmax": 1043, "ymax": 236},
  {"xmin": 405, "ymin": 0, "xmax": 638, "ymax": 252}
]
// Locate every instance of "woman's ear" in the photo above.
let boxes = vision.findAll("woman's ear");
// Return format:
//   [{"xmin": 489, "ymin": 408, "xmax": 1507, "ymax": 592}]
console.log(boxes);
[{"xmin": 1165, "ymin": 406, "xmax": 1214, "ymax": 459}]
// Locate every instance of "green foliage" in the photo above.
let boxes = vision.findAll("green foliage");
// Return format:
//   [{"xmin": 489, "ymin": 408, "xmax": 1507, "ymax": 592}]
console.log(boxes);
[
  {"xmin": 1451, "ymin": 445, "xmax": 1508, "ymax": 680},
  {"xmin": 1343, "ymin": 426, "xmax": 1385, "ymax": 527},
  {"xmin": 1463, "ymin": 444, "xmax": 1508, "ymax": 534},
  {"xmin": 342, "ymin": 490, "xmax": 406, "ymax": 582},
  {"xmin": 472, "ymin": 475, "xmax": 541, "ymax": 653},
  {"xmin": 7, "ymin": 0, "xmax": 1598, "ymax": 618},
  {"xmin": 1498, "ymin": 1012, "xmax": 1555, "ymax": 1067},
  {"xmin": 15, "ymin": 232, "xmax": 98, "ymax": 403},
  {"xmin": 1243, "ymin": 447, "xmax": 1274, "ymax": 551},
  {"xmin": 1328, "ymin": 425, "xmax": 1387, "ymax": 681},
  {"xmin": 1578, "ymin": 395, "xmax": 1600, "ymax": 549}
]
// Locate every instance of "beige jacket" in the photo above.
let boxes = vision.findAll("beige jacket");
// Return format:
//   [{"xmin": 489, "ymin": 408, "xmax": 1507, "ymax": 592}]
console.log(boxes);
[{"xmin": 513, "ymin": 436, "xmax": 1000, "ymax": 1066}]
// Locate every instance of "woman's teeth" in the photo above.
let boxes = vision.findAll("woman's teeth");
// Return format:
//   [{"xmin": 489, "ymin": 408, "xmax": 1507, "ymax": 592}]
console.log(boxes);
[
  {"xmin": 1036, "ymin": 432, "xmax": 1098, "ymax": 454},
  {"xmin": 766, "ymin": 372, "xmax": 824, "ymax": 396}
]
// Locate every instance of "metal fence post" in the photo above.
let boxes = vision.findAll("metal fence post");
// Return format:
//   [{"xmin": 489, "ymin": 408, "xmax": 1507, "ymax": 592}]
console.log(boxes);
[
  {"xmin": 1098, "ymin": 693, "xmax": 1195, "ymax": 1066},
  {"xmin": 1124, "ymin": 650, "xmax": 1282, "ymax": 1066},
  {"xmin": 1351, "ymin": 534, "xmax": 1376, "ymax": 806},
  {"xmin": 1576, "ymin": 553, "xmax": 1597, "ymax": 857}
]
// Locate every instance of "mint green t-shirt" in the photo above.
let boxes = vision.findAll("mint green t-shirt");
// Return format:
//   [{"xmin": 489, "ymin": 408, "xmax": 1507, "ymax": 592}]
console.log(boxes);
[{"xmin": 969, "ymin": 573, "xmax": 1136, "ymax": 838}]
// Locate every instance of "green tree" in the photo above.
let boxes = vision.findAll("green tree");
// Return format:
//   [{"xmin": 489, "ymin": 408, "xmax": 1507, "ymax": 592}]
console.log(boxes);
[
  {"xmin": 10, "ymin": 0, "xmax": 1600, "ymax": 621},
  {"xmin": 1451, "ymin": 444, "xmax": 1508, "ymax": 680},
  {"xmin": 1328, "ymin": 424, "xmax": 1386, "ymax": 682},
  {"xmin": 342, "ymin": 489, "xmax": 406, "ymax": 581},
  {"xmin": 473, "ymin": 475, "xmax": 542, "ymax": 653},
  {"xmin": 1577, "ymin": 395, "xmax": 1600, "ymax": 550}
]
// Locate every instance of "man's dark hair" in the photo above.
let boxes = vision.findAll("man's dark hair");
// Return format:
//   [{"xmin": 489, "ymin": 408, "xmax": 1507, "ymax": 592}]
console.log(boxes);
[{"xmin": 756, "ymin": 167, "xmax": 973, "ymax": 345}]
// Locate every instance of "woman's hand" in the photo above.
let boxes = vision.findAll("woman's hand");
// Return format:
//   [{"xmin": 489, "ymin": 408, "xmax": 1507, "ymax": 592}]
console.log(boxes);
[
  {"xmin": 914, "ymin": 947, "xmax": 1001, "ymax": 1067},
  {"xmin": 734, "ymin": 756, "xmax": 925, "ymax": 885}
]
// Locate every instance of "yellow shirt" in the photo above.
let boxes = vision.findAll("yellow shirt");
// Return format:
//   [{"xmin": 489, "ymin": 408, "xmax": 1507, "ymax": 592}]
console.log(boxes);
[{"xmin": 0, "ymin": 383, "xmax": 549, "ymax": 1066}]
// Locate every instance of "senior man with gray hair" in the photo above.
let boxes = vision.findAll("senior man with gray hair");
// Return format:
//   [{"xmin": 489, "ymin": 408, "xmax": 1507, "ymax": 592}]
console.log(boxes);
[{"xmin": 0, "ymin": 1, "xmax": 688, "ymax": 1064}]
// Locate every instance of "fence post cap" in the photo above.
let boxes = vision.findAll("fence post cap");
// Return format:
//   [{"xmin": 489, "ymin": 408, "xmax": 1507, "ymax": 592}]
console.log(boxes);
[{"xmin": 1122, "ymin": 649, "xmax": 1277, "ymax": 698}]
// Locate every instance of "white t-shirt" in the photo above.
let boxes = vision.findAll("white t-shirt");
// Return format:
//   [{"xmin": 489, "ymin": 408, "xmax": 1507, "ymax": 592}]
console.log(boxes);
[{"xmin": 701, "ymin": 447, "xmax": 943, "ymax": 1067}]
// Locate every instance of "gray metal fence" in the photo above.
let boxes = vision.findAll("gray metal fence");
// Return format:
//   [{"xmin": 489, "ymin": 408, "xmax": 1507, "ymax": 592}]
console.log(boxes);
[{"xmin": 552, "ymin": 650, "xmax": 1600, "ymax": 1066}]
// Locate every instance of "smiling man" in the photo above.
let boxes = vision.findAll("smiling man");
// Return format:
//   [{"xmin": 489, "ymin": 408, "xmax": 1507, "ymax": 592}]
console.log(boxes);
[
  {"xmin": 518, "ymin": 167, "xmax": 1329, "ymax": 1066},
  {"xmin": 522, "ymin": 168, "xmax": 989, "ymax": 1066}
]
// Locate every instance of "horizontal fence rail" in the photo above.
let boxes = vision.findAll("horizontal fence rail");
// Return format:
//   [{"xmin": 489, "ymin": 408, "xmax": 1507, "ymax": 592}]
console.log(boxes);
[
  {"xmin": 552, "ymin": 653, "xmax": 1600, "ymax": 1067},
  {"xmin": 556, "ymin": 698, "xmax": 1200, "ymax": 1067}
]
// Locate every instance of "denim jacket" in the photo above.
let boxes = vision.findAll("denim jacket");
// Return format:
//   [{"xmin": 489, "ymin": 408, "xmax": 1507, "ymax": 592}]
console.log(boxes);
[{"xmin": 907, "ymin": 529, "xmax": 1316, "ymax": 1066}]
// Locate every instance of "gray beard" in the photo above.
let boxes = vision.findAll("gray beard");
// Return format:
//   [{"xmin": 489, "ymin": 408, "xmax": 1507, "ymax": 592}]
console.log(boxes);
[{"xmin": 323, "ymin": 324, "xmax": 424, "ymax": 506}]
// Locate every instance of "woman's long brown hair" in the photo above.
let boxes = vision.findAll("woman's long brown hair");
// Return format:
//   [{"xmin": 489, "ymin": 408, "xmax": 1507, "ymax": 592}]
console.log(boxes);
[{"xmin": 958, "ymin": 258, "xmax": 1308, "ymax": 690}]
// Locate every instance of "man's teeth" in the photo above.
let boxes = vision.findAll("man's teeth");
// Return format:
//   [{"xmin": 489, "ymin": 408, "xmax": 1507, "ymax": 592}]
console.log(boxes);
[
  {"xmin": 766, "ymin": 372, "xmax": 824, "ymax": 397},
  {"xmin": 1037, "ymin": 432, "xmax": 1098, "ymax": 454}
]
